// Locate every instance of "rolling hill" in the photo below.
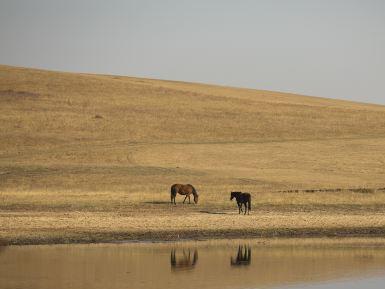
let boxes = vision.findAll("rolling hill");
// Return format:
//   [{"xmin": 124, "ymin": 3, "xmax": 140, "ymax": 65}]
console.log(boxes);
[{"xmin": 1, "ymin": 64, "xmax": 385, "ymax": 244}]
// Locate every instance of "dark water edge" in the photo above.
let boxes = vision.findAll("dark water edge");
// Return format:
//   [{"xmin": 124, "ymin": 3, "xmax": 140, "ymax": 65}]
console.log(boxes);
[
  {"xmin": 1, "ymin": 239, "xmax": 385, "ymax": 289},
  {"xmin": 3, "ymin": 226, "xmax": 385, "ymax": 245}
]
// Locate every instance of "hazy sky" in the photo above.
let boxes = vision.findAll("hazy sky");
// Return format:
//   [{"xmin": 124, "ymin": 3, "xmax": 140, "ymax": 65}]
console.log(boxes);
[{"xmin": 1, "ymin": 0, "xmax": 384, "ymax": 105}]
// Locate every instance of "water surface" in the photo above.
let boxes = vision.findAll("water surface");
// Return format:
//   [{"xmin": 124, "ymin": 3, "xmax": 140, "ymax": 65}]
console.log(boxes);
[{"xmin": 1, "ymin": 240, "xmax": 385, "ymax": 289}]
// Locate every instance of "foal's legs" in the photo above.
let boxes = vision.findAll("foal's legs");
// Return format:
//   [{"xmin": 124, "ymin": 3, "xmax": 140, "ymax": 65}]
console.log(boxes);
[
  {"xmin": 238, "ymin": 202, "xmax": 242, "ymax": 214},
  {"xmin": 237, "ymin": 201, "xmax": 243, "ymax": 214},
  {"xmin": 244, "ymin": 203, "xmax": 247, "ymax": 215}
]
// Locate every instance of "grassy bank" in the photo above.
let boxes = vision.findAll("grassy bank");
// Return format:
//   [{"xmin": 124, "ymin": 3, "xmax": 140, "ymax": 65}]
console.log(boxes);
[
  {"xmin": 1, "ymin": 65, "xmax": 385, "ymax": 245},
  {"xmin": 2, "ymin": 188, "xmax": 385, "ymax": 245}
]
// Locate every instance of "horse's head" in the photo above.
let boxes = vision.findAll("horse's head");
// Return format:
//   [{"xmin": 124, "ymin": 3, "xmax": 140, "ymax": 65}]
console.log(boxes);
[
  {"xmin": 230, "ymin": 191, "xmax": 240, "ymax": 200},
  {"xmin": 193, "ymin": 193, "xmax": 199, "ymax": 204}
]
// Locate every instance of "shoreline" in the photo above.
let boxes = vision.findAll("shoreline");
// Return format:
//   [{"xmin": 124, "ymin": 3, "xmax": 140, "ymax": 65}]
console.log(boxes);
[{"xmin": 3, "ymin": 226, "xmax": 385, "ymax": 246}]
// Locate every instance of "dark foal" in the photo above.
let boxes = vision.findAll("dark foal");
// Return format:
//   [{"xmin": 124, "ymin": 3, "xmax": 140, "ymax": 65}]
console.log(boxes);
[
  {"xmin": 231, "ymin": 245, "xmax": 251, "ymax": 266},
  {"xmin": 230, "ymin": 191, "xmax": 251, "ymax": 215}
]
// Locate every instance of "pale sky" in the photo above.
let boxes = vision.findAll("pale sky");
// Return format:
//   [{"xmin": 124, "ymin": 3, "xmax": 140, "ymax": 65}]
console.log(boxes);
[{"xmin": 0, "ymin": 0, "xmax": 384, "ymax": 105}]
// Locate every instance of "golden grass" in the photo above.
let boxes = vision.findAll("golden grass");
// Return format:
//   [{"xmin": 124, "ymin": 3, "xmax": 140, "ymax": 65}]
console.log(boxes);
[{"xmin": 1, "ymin": 64, "xmax": 385, "ymax": 244}]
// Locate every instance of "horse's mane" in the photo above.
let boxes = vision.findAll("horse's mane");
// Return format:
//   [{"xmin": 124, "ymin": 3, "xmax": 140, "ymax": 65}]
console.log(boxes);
[{"xmin": 187, "ymin": 184, "xmax": 198, "ymax": 195}]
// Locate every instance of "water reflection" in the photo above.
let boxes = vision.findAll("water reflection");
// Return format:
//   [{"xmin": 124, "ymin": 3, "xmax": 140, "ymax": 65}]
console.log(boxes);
[
  {"xmin": 170, "ymin": 248, "xmax": 198, "ymax": 271},
  {"xmin": 1, "ymin": 241, "xmax": 385, "ymax": 289},
  {"xmin": 231, "ymin": 245, "xmax": 251, "ymax": 266}
]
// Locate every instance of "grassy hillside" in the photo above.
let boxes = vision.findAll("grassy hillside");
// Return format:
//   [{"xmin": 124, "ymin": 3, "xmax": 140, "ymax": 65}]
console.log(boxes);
[{"xmin": 1, "ymin": 64, "xmax": 385, "ymax": 244}]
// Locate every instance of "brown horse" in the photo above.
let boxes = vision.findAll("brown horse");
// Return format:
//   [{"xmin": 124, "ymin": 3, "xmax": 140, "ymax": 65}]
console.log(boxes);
[{"xmin": 170, "ymin": 184, "xmax": 199, "ymax": 204}]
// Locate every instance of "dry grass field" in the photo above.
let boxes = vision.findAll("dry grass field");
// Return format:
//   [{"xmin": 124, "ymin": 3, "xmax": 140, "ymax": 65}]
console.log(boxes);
[{"xmin": 1, "ymin": 64, "xmax": 385, "ymax": 244}]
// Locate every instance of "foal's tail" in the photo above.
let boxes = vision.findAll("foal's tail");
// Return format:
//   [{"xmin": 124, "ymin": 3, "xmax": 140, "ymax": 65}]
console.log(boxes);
[{"xmin": 248, "ymin": 195, "xmax": 251, "ymax": 211}]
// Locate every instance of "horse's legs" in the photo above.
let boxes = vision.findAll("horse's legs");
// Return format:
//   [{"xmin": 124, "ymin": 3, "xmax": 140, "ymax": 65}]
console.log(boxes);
[
  {"xmin": 171, "ymin": 249, "xmax": 176, "ymax": 266},
  {"xmin": 183, "ymin": 195, "xmax": 188, "ymax": 203},
  {"xmin": 237, "ymin": 201, "xmax": 243, "ymax": 213},
  {"xmin": 188, "ymin": 195, "xmax": 191, "ymax": 204},
  {"xmin": 244, "ymin": 203, "xmax": 247, "ymax": 215}
]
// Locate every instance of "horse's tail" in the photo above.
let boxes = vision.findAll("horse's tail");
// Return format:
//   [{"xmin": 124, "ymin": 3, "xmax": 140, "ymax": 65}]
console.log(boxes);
[
  {"xmin": 170, "ymin": 184, "xmax": 177, "ymax": 202},
  {"xmin": 248, "ymin": 195, "xmax": 251, "ymax": 211},
  {"xmin": 171, "ymin": 184, "xmax": 180, "ymax": 194}
]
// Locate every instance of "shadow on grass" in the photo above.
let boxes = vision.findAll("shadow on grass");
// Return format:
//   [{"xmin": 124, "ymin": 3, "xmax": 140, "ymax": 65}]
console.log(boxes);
[
  {"xmin": 143, "ymin": 201, "xmax": 171, "ymax": 205},
  {"xmin": 199, "ymin": 210, "xmax": 228, "ymax": 215},
  {"xmin": 143, "ymin": 201, "xmax": 199, "ymax": 205}
]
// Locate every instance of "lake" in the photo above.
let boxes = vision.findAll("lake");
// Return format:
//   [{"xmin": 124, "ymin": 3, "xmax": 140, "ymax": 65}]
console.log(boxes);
[{"xmin": 1, "ymin": 239, "xmax": 385, "ymax": 289}]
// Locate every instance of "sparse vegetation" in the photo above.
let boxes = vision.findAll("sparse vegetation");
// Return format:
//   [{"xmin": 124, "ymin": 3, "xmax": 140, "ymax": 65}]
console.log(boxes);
[{"xmin": 1, "ymin": 65, "xmax": 385, "ymax": 245}]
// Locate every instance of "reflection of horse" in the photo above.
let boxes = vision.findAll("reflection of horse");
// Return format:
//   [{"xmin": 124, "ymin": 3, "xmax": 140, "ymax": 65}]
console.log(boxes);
[
  {"xmin": 231, "ymin": 245, "xmax": 251, "ymax": 266},
  {"xmin": 230, "ymin": 191, "xmax": 251, "ymax": 214},
  {"xmin": 0, "ymin": 238, "xmax": 7, "ymax": 252},
  {"xmin": 170, "ymin": 184, "xmax": 199, "ymax": 205},
  {"xmin": 170, "ymin": 249, "xmax": 198, "ymax": 271},
  {"xmin": 0, "ymin": 245, "xmax": 6, "ymax": 256}
]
